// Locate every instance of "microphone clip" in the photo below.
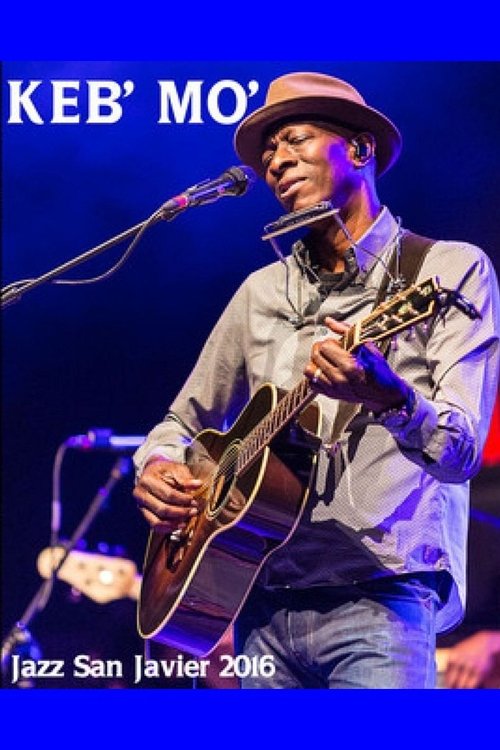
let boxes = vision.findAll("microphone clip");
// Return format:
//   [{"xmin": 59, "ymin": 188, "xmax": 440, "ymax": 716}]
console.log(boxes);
[{"xmin": 159, "ymin": 165, "xmax": 256, "ymax": 221}]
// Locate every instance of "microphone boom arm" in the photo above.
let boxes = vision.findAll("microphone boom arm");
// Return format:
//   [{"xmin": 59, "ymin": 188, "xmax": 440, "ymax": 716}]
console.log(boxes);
[
  {"xmin": 2, "ymin": 165, "xmax": 255, "ymax": 309},
  {"xmin": 1, "ymin": 214, "xmax": 164, "ymax": 309}
]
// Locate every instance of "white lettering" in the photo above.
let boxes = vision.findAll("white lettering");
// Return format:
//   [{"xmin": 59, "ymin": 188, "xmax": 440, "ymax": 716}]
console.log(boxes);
[
  {"xmin": 51, "ymin": 80, "xmax": 81, "ymax": 123},
  {"xmin": 7, "ymin": 77, "xmax": 261, "ymax": 126},
  {"xmin": 158, "ymin": 80, "xmax": 203, "ymax": 124},
  {"xmin": 7, "ymin": 80, "xmax": 44, "ymax": 124},
  {"xmin": 7, "ymin": 79, "xmax": 135, "ymax": 125},
  {"xmin": 87, "ymin": 80, "xmax": 135, "ymax": 124},
  {"xmin": 134, "ymin": 653, "xmax": 209, "ymax": 683},
  {"xmin": 10, "ymin": 655, "xmax": 65, "ymax": 683},
  {"xmin": 73, "ymin": 654, "xmax": 123, "ymax": 678},
  {"xmin": 207, "ymin": 79, "xmax": 259, "ymax": 124}
]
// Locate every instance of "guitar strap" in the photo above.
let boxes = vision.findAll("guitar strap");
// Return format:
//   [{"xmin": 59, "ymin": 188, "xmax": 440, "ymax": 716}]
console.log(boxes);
[
  {"xmin": 327, "ymin": 231, "xmax": 435, "ymax": 446},
  {"xmin": 377, "ymin": 231, "xmax": 436, "ymax": 310}
]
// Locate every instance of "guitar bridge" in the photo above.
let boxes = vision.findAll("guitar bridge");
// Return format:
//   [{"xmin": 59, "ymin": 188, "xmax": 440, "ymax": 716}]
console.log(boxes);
[{"xmin": 166, "ymin": 526, "xmax": 194, "ymax": 571}]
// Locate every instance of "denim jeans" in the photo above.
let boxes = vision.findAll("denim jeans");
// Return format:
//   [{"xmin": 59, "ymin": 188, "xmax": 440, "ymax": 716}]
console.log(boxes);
[{"xmin": 234, "ymin": 575, "xmax": 439, "ymax": 688}]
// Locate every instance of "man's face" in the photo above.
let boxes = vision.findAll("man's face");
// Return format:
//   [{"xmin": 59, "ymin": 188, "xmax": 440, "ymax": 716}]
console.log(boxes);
[{"xmin": 261, "ymin": 121, "xmax": 358, "ymax": 213}]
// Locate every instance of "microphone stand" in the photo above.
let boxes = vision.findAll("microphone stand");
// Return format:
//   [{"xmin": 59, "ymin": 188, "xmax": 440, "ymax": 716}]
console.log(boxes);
[
  {"xmin": 1, "ymin": 456, "xmax": 131, "ymax": 684},
  {"xmin": 1, "ymin": 201, "xmax": 184, "ymax": 309},
  {"xmin": 1, "ymin": 166, "xmax": 255, "ymax": 309}
]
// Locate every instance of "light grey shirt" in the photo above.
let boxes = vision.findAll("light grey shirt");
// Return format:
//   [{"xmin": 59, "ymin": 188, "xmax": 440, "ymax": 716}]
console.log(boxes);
[{"xmin": 134, "ymin": 208, "xmax": 500, "ymax": 633}]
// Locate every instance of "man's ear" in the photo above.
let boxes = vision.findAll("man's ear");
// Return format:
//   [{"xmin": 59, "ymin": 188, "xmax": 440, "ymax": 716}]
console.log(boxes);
[{"xmin": 349, "ymin": 133, "xmax": 376, "ymax": 166}]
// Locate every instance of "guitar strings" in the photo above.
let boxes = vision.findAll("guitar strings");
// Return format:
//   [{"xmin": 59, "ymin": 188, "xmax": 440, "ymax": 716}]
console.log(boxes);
[{"xmin": 194, "ymin": 286, "xmax": 433, "ymax": 510}]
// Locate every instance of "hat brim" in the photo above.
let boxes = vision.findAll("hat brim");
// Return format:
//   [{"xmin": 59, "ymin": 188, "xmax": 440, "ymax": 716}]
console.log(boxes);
[{"xmin": 234, "ymin": 95, "xmax": 402, "ymax": 178}]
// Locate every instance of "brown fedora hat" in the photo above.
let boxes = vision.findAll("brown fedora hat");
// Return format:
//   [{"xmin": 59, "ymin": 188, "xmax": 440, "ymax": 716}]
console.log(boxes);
[{"xmin": 234, "ymin": 72, "xmax": 402, "ymax": 177}]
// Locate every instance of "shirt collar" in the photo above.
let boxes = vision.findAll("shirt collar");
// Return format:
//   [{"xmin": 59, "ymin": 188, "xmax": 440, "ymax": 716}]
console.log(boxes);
[
  {"xmin": 353, "ymin": 207, "xmax": 401, "ymax": 282},
  {"xmin": 292, "ymin": 206, "xmax": 401, "ymax": 286}
]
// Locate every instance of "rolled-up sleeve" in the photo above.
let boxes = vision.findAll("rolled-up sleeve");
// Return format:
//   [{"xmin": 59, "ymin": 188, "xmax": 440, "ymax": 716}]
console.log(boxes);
[{"xmin": 387, "ymin": 243, "xmax": 500, "ymax": 482}]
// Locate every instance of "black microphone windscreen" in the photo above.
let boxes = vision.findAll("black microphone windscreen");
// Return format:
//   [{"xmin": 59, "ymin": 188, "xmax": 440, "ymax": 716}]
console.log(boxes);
[{"xmin": 225, "ymin": 165, "xmax": 257, "ymax": 196}]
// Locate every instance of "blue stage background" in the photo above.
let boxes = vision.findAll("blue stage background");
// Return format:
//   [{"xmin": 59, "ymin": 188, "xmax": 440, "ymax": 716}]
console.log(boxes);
[
  {"xmin": 2, "ymin": 64, "xmax": 500, "ymax": 746},
  {"xmin": 2, "ymin": 62, "xmax": 500, "ymax": 699}
]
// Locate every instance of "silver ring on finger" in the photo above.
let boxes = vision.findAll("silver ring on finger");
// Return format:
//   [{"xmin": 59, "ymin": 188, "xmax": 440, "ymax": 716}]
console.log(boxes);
[{"xmin": 312, "ymin": 366, "xmax": 323, "ymax": 384}]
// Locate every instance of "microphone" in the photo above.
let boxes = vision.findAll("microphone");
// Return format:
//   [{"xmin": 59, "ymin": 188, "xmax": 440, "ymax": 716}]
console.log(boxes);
[
  {"xmin": 65, "ymin": 429, "xmax": 145, "ymax": 453},
  {"xmin": 159, "ymin": 165, "xmax": 257, "ymax": 219}
]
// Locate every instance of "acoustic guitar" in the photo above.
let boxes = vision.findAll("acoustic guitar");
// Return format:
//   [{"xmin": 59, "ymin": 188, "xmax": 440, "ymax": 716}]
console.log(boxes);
[{"xmin": 138, "ymin": 277, "xmax": 477, "ymax": 656}]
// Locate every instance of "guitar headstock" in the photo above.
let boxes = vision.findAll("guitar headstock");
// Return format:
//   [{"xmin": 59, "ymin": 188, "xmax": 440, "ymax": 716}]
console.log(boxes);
[
  {"xmin": 37, "ymin": 546, "xmax": 141, "ymax": 603},
  {"xmin": 358, "ymin": 277, "xmax": 440, "ymax": 346}
]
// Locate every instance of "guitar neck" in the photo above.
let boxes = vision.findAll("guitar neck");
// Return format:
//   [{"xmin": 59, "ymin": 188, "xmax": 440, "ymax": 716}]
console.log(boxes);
[
  {"xmin": 235, "ymin": 378, "xmax": 313, "ymax": 474},
  {"xmin": 236, "ymin": 327, "xmax": 356, "ymax": 476}
]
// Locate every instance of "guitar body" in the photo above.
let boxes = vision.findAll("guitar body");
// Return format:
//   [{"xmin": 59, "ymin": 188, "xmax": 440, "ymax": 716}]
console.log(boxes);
[
  {"xmin": 138, "ymin": 277, "xmax": 467, "ymax": 657},
  {"xmin": 138, "ymin": 382, "xmax": 321, "ymax": 656}
]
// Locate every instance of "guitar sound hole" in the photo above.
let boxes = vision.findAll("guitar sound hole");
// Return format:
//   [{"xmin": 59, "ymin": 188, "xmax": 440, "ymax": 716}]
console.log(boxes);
[
  {"xmin": 207, "ymin": 442, "xmax": 239, "ymax": 517},
  {"xmin": 209, "ymin": 473, "xmax": 234, "ymax": 513}
]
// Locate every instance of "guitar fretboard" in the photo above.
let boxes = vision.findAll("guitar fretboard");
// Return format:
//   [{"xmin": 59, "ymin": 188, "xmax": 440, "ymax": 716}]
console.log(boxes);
[{"xmin": 235, "ymin": 326, "xmax": 356, "ymax": 476}]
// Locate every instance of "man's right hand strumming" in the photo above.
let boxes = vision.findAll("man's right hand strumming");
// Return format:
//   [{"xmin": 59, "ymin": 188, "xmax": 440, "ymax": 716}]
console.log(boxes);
[{"xmin": 133, "ymin": 459, "xmax": 202, "ymax": 533}]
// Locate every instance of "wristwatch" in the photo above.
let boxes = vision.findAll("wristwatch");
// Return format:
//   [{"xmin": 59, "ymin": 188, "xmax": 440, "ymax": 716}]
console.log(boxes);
[{"xmin": 375, "ymin": 388, "xmax": 416, "ymax": 430}]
